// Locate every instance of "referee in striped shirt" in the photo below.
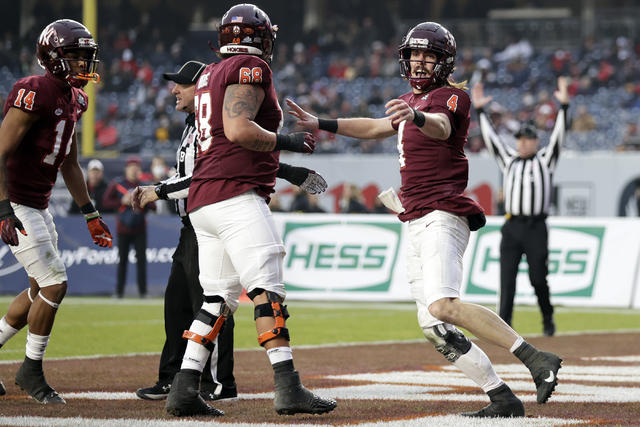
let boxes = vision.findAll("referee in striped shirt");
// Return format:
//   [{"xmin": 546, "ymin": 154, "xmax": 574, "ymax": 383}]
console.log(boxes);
[
  {"xmin": 472, "ymin": 77, "xmax": 570, "ymax": 336},
  {"xmin": 132, "ymin": 60, "xmax": 328, "ymax": 401}
]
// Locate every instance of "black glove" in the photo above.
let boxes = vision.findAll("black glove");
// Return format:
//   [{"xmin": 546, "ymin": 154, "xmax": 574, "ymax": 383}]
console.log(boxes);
[
  {"xmin": 278, "ymin": 164, "xmax": 328, "ymax": 195},
  {"xmin": 274, "ymin": 132, "xmax": 316, "ymax": 154},
  {"xmin": 0, "ymin": 199, "xmax": 27, "ymax": 246}
]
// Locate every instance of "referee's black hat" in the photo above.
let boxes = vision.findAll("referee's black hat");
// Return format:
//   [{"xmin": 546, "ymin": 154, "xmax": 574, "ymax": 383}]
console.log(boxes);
[
  {"xmin": 162, "ymin": 60, "xmax": 206, "ymax": 85},
  {"xmin": 515, "ymin": 120, "xmax": 539, "ymax": 139}
]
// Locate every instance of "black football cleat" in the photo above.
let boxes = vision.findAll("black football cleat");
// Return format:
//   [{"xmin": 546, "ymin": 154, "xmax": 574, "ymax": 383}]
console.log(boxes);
[
  {"xmin": 274, "ymin": 370, "xmax": 337, "ymax": 415},
  {"xmin": 15, "ymin": 358, "xmax": 65, "ymax": 404},
  {"xmin": 0, "ymin": 379, "xmax": 6, "ymax": 396},
  {"xmin": 527, "ymin": 351, "xmax": 562, "ymax": 403},
  {"xmin": 461, "ymin": 384, "xmax": 524, "ymax": 418},
  {"xmin": 136, "ymin": 381, "xmax": 171, "ymax": 400},
  {"xmin": 165, "ymin": 371, "xmax": 223, "ymax": 417}
]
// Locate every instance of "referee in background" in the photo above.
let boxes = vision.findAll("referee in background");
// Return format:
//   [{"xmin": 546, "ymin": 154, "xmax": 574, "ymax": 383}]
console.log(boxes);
[
  {"xmin": 472, "ymin": 77, "xmax": 570, "ymax": 337},
  {"xmin": 132, "ymin": 60, "xmax": 328, "ymax": 401}
]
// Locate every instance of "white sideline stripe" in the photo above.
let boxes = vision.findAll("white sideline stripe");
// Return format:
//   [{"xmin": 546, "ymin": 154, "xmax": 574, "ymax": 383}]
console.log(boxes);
[
  {"xmin": 0, "ymin": 415, "xmax": 586, "ymax": 427},
  {"xmin": 1, "ymin": 296, "xmax": 638, "ymax": 315},
  {"xmin": 1, "ymin": 330, "xmax": 639, "ymax": 364},
  {"xmin": 581, "ymin": 355, "xmax": 640, "ymax": 362}
]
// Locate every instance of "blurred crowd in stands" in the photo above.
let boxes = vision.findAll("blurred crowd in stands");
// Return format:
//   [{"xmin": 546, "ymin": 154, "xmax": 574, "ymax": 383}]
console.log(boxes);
[{"xmin": 2, "ymin": 2, "xmax": 640, "ymax": 158}]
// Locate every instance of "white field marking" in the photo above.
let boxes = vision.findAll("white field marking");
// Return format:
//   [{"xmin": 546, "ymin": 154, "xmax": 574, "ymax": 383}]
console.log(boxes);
[
  {"xmin": 319, "ymin": 363, "xmax": 640, "ymax": 404},
  {"xmin": 49, "ymin": 362, "xmax": 640, "ymax": 404},
  {"xmin": 0, "ymin": 415, "xmax": 586, "ymax": 427},
  {"xmin": 581, "ymin": 355, "xmax": 640, "ymax": 362},
  {"xmin": 3, "ymin": 296, "xmax": 637, "ymax": 315},
  {"xmin": 0, "ymin": 352, "xmax": 159, "ymax": 365}
]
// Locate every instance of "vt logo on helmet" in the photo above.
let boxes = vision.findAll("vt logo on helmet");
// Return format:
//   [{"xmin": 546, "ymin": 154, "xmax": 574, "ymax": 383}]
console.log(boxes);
[
  {"xmin": 36, "ymin": 19, "xmax": 100, "ymax": 88},
  {"xmin": 218, "ymin": 3, "xmax": 278, "ymax": 63},
  {"xmin": 399, "ymin": 22, "xmax": 457, "ymax": 91}
]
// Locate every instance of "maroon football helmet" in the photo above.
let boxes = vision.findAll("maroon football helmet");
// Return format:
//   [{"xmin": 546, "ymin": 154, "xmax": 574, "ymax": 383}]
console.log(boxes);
[
  {"xmin": 218, "ymin": 3, "xmax": 278, "ymax": 63},
  {"xmin": 36, "ymin": 19, "xmax": 100, "ymax": 88},
  {"xmin": 398, "ymin": 22, "xmax": 456, "ymax": 91}
]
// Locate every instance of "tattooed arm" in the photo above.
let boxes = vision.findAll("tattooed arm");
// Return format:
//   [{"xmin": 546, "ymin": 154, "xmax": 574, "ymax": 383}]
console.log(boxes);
[{"xmin": 222, "ymin": 84, "xmax": 277, "ymax": 151}]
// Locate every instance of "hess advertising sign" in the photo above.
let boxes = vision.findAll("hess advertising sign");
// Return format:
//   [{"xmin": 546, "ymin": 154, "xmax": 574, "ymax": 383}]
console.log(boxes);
[
  {"xmin": 465, "ymin": 225, "xmax": 604, "ymax": 297},
  {"xmin": 282, "ymin": 221, "xmax": 401, "ymax": 292}
]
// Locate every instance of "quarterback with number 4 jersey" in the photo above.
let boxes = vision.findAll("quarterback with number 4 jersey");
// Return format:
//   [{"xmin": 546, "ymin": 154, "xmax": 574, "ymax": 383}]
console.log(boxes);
[
  {"xmin": 165, "ymin": 3, "xmax": 336, "ymax": 418},
  {"xmin": 0, "ymin": 19, "xmax": 111, "ymax": 404},
  {"xmin": 288, "ymin": 20, "xmax": 562, "ymax": 419}
]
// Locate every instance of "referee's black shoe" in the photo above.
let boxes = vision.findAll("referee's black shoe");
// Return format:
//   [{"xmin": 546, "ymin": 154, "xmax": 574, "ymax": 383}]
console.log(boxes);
[
  {"xmin": 461, "ymin": 384, "xmax": 524, "ymax": 418},
  {"xmin": 200, "ymin": 385, "xmax": 237, "ymax": 401},
  {"xmin": 543, "ymin": 316, "xmax": 556, "ymax": 336},
  {"xmin": 136, "ymin": 381, "xmax": 171, "ymax": 400}
]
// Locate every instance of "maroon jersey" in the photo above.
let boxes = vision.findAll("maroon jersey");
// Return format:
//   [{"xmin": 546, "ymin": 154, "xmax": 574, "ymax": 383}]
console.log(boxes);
[
  {"xmin": 3, "ymin": 73, "xmax": 88, "ymax": 209},
  {"xmin": 395, "ymin": 86, "xmax": 483, "ymax": 222},
  {"xmin": 187, "ymin": 55, "xmax": 281, "ymax": 212}
]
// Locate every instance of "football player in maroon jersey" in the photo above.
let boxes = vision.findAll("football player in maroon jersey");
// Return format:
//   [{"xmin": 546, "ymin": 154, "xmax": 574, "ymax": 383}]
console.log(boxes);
[
  {"xmin": 287, "ymin": 21, "xmax": 563, "ymax": 418},
  {"xmin": 0, "ymin": 19, "xmax": 111, "ymax": 403},
  {"xmin": 163, "ymin": 4, "xmax": 336, "ymax": 417}
]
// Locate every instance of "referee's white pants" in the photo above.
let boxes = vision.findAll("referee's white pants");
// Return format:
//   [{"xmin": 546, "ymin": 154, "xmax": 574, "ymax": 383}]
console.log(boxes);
[
  {"xmin": 189, "ymin": 190, "xmax": 286, "ymax": 314},
  {"xmin": 406, "ymin": 210, "xmax": 470, "ymax": 329}
]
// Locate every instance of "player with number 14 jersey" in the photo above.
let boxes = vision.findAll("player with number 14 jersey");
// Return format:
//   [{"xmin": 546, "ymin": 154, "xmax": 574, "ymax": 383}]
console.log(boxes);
[{"xmin": 4, "ymin": 72, "xmax": 87, "ymax": 208}]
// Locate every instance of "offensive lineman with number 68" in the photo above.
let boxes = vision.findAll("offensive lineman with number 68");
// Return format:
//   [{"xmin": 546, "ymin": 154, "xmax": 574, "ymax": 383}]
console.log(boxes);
[
  {"xmin": 0, "ymin": 19, "xmax": 112, "ymax": 403},
  {"xmin": 164, "ymin": 3, "xmax": 336, "ymax": 418}
]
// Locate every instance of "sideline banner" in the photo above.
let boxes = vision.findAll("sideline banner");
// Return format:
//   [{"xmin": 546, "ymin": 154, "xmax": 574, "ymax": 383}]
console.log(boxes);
[
  {"xmin": 461, "ymin": 216, "xmax": 640, "ymax": 308},
  {"xmin": 2, "ymin": 213, "xmax": 639, "ymax": 307},
  {"xmin": 273, "ymin": 214, "xmax": 640, "ymax": 307},
  {"xmin": 0, "ymin": 214, "xmax": 180, "ymax": 296}
]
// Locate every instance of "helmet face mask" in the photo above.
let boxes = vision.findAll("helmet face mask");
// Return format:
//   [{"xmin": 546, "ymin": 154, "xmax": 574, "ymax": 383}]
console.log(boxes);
[
  {"xmin": 37, "ymin": 19, "xmax": 100, "ymax": 88},
  {"xmin": 398, "ymin": 22, "xmax": 456, "ymax": 91},
  {"xmin": 218, "ymin": 3, "xmax": 277, "ymax": 63}
]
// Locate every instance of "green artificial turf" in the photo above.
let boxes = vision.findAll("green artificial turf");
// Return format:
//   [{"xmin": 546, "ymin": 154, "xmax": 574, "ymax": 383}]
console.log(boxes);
[{"xmin": 0, "ymin": 297, "xmax": 638, "ymax": 360}]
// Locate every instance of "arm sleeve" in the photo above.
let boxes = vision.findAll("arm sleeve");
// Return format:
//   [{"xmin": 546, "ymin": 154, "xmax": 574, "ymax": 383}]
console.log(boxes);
[
  {"xmin": 540, "ymin": 104, "xmax": 568, "ymax": 172},
  {"xmin": 476, "ymin": 107, "xmax": 517, "ymax": 171},
  {"xmin": 158, "ymin": 174, "xmax": 191, "ymax": 200}
]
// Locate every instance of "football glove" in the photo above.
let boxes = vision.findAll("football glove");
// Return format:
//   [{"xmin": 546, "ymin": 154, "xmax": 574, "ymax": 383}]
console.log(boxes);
[
  {"xmin": 0, "ymin": 199, "xmax": 27, "ymax": 246},
  {"xmin": 277, "ymin": 164, "xmax": 328, "ymax": 195},
  {"xmin": 84, "ymin": 212, "xmax": 113, "ymax": 248},
  {"xmin": 274, "ymin": 132, "xmax": 316, "ymax": 154},
  {"xmin": 300, "ymin": 171, "xmax": 328, "ymax": 195}
]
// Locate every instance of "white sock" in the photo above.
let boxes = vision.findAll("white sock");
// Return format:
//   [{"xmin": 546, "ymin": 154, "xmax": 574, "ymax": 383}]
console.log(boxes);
[
  {"xmin": 180, "ymin": 320, "xmax": 213, "ymax": 372},
  {"xmin": 0, "ymin": 316, "xmax": 20, "ymax": 346},
  {"xmin": 267, "ymin": 346, "xmax": 293, "ymax": 365},
  {"xmin": 453, "ymin": 342, "xmax": 504, "ymax": 393},
  {"xmin": 25, "ymin": 331, "xmax": 50, "ymax": 360},
  {"xmin": 510, "ymin": 336, "xmax": 525, "ymax": 353}
]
